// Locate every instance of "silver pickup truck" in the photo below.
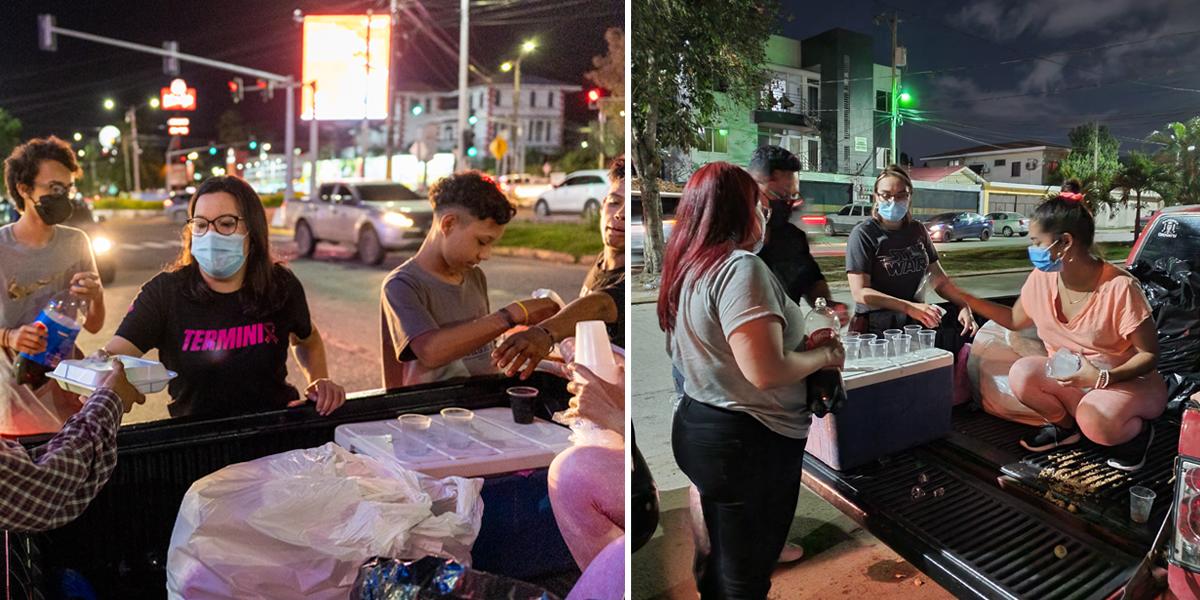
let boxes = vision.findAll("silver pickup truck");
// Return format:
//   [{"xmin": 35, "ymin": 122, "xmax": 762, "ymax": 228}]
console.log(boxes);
[{"xmin": 292, "ymin": 180, "xmax": 433, "ymax": 265}]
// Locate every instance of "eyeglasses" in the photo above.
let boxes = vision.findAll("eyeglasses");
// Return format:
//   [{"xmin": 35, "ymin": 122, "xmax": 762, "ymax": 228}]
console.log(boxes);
[
  {"xmin": 876, "ymin": 191, "xmax": 912, "ymax": 202},
  {"xmin": 187, "ymin": 214, "xmax": 243, "ymax": 236},
  {"xmin": 36, "ymin": 182, "xmax": 77, "ymax": 197}
]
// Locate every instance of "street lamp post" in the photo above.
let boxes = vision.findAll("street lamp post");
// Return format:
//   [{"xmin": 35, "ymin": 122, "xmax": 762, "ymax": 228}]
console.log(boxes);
[
  {"xmin": 500, "ymin": 40, "xmax": 536, "ymax": 177},
  {"xmin": 106, "ymin": 97, "xmax": 157, "ymax": 195}
]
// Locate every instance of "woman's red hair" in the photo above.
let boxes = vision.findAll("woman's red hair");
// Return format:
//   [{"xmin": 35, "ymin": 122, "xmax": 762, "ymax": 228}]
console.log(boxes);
[{"xmin": 657, "ymin": 162, "xmax": 762, "ymax": 333}]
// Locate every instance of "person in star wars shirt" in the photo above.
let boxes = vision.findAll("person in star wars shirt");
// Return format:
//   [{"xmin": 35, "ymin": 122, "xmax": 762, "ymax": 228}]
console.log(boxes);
[{"xmin": 101, "ymin": 176, "xmax": 346, "ymax": 418}]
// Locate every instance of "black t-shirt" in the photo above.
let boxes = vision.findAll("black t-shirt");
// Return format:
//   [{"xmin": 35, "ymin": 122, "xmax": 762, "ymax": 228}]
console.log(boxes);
[
  {"xmin": 116, "ymin": 265, "xmax": 313, "ymax": 418},
  {"xmin": 845, "ymin": 218, "xmax": 939, "ymax": 315},
  {"xmin": 757, "ymin": 197, "xmax": 825, "ymax": 304},
  {"xmin": 581, "ymin": 253, "xmax": 625, "ymax": 349}
]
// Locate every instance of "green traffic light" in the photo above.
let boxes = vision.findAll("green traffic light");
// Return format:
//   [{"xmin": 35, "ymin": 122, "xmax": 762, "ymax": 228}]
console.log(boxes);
[
  {"xmin": 249, "ymin": 140, "xmax": 258, "ymax": 150},
  {"xmin": 899, "ymin": 90, "xmax": 913, "ymax": 105},
  {"xmin": 411, "ymin": 104, "xmax": 424, "ymax": 116},
  {"xmin": 467, "ymin": 147, "xmax": 479, "ymax": 157},
  {"xmin": 468, "ymin": 115, "xmax": 478, "ymax": 125},
  {"xmin": 208, "ymin": 146, "xmax": 218, "ymax": 156}
]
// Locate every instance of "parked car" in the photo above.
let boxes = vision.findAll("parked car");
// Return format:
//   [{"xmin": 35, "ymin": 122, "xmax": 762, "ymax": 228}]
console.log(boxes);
[
  {"xmin": 629, "ymin": 190, "xmax": 679, "ymax": 269},
  {"xmin": 292, "ymin": 180, "xmax": 433, "ymax": 265},
  {"xmin": 0, "ymin": 196, "xmax": 116, "ymax": 284},
  {"xmin": 823, "ymin": 202, "xmax": 875, "ymax": 236},
  {"xmin": 498, "ymin": 174, "xmax": 551, "ymax": 208},
  {"xmin": 163, "ymin": 186, "xmax": 196, "ymax": 224},
  {"xmin": 533, "ymin": 169, "xmax": 609, "ymax": 219},
  {"xmin": 924, "ymin": 211, "xmax": 992, "ymax": 242},
  {"xmin": 804, "ymin": 205, "xmax": 1200, "ymax": 598},
  {"xmin": 984, "ymin": 211, "xmax": 1029, "ymax": 237}
]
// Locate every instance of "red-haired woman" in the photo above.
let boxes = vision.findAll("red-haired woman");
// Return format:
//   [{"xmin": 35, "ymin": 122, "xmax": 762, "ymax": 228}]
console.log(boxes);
[{"xmin": 659, "ymin": 162, "xmax": 844, "ymax": 599}]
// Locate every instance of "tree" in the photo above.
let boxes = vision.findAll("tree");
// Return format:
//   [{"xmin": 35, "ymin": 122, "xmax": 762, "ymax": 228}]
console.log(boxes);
[
  {"xmin": 586, "ymin": 28, "xmax": 624, "ymax": 99},
  {"xmin": 0, "ymin": 107, "xmax": 22, "ymax": 168},
  {"xmin": 1059, "ymin": 123, "xmax": 1121, "ymax": 212},
  {"xmin": 1148, "ymin": 118, "xmax": 1200, "ymax": 205},
  {"xmin": 632, "ymin": 0, "xmax": 777, "ymax": 281},
  {"xmin": 1112, "ymin": 151, "xmax": 1176, "ymax": 239}
]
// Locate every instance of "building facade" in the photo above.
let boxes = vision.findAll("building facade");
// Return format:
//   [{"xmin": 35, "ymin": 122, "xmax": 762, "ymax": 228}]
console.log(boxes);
[
  {"xmin": 396, "ymin": 75, "xmax": 582, "ymax": 159},
  {"xmin": 920, "ymin": 141, "xmax": 1071, "ymax": 186}
]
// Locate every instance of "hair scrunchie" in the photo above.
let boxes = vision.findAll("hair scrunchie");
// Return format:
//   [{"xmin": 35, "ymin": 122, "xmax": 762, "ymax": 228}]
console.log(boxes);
[{"xmin": 1059, "ymin": 191, "xmax": 1084, "ymax": 202}]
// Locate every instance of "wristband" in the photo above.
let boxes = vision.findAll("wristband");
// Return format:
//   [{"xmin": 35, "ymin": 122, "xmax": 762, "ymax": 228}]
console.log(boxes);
[
  {"xmin": 533, "ymin": 325, "xmax": 556, "ymax": 344},
  {"xmin": 498, "ymin": 307, "xmax": 517, "ymax": 328},
  {"xmin": 1095, "ymin": 369, "xmax": 1110, "ymax": 390},
  {"xmin": 514, "ymin": 300, "xmax": 530, "ymax": 324}
]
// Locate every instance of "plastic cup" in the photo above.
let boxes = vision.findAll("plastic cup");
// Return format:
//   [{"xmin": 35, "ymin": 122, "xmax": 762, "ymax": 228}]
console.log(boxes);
[
  {"xmin": 884, "ymin": 329, "xmax": 903, "ymax": 356},
  {"xmin": 895, "ymin": 334, "xmax": 913, "ymax": 356},
  {"xmin": 918, "ymin": 330, "xmax": 936, "ymax": 350},
  {"xmin": 574, "ymin": 320, "xmax": 620, "ymax": 384},
  {"xmin": 903, "ymin": 324, "xmax": 922, "ymax": 336},
  {"xmin": 398, "ymin": 414, "xmax": 432, "ymax": 456},
  {"xmin": 868, "ymin": 339, "xmax": 890, "ymax": 359},
  {"xmin": 1130, "ymin": 486, "xmax": 1156, "ymax": 524},
  {"xmin": 843, "ymin": 338, "xmax": 862, "ymax": 362},
  {"xmin": 507, "ymin": 386, "xmax": 539, "ymax": 424},
  {"xmin": 440, "ymin": 407, "xmax": 474, "ymax": 449}
]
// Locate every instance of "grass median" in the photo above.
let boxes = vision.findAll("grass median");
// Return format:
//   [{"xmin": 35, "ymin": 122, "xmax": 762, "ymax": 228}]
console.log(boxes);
[
  {"xmin": 815, "ymin": 241, "xmax": 1135, "ymax": 285},
  {"xmin": 496, "ymin": 221, "xmax": 603, "ymax": 260}
]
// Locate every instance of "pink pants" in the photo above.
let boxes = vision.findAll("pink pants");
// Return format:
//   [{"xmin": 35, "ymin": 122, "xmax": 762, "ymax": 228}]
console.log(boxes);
[
  {"xmin": 565, "ymin": 536, "xmax": 624, "ymax": 600},
  {"xmin": 548, "ymin": 444, "xmax": 625, "ymax": 571},
  {"xmin": 1009, "ymin": 356, "xmax": 1167, "ymax": 446}
]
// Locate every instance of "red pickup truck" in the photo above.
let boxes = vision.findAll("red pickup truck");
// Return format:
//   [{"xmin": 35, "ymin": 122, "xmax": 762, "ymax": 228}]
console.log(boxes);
[{"xmin": 805, "ymin": 204, "xmax": 1200, "ymax": 599}]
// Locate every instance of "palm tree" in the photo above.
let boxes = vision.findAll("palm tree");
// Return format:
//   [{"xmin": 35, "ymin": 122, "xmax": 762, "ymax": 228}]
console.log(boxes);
[
  {"xmin": 1112, "ymin": 151, "xmax": 1177, "ymax": 239},
  {"xmin": 1147, "ymin": 117, "xmax": 1200, "ymax": 205}
]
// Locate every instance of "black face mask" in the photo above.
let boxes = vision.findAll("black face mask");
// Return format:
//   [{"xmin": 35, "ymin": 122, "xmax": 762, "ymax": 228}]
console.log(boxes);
[{"xmin": 33, "ymin": 192, "xmax": 73, "ymax": 225}]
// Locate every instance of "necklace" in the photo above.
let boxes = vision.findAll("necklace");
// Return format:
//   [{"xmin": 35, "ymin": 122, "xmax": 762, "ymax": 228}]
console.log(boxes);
[{"xmin": 1060, "ymin": 267, "xmax": 1102, "ymax": 305}]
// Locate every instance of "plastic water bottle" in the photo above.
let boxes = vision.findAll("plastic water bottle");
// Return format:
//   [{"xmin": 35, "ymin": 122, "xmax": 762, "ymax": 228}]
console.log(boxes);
[
  {"xmin": 562, "ymin": 320, "xmax": 623, "ymax": 447},
  {"xmin": 804, "ymin": 298, "xmax": 847, "ymax": 417},
  {"xmin": 1045, "ymin": 348, "xmax": 1082, "ymax": 378},
  {"xmin": 15, "ymin": 291, "xmax": 89, "ymax": 388}
]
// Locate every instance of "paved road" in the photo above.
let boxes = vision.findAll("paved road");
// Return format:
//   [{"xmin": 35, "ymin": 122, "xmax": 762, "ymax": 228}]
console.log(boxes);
[{"xmin": 81, "ymin": 216, "xmax": 591, "ymax": 424}]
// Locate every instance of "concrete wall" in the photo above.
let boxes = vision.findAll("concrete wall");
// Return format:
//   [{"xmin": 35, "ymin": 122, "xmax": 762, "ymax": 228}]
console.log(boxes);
[
  {"xmin": 798, "ymin": 172, "xmax": 983, "ymax": 217},
  {"xmin": 802, "ymin": 29, "xmax": 876, "ymax": 175}
]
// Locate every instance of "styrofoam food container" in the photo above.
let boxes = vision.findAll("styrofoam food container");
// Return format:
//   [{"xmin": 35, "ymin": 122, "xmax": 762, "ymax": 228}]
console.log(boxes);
[{"xmin": 48, "ymin": 356, "xmax": 177, "ymax": 395}]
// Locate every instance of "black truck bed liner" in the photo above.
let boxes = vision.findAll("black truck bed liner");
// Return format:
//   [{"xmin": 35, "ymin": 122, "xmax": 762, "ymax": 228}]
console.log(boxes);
[{"xmin": 802, "ymin": 404, "xmax": 1167, "ymax": 599}]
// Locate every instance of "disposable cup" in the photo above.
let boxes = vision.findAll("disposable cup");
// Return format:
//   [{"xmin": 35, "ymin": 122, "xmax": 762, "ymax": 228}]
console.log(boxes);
[
  {"xmin": 507, "ymin": 386, "xmax": 539, "ymax": 424},
  {"xmin": 858, "ymin": 333, "xmax": 877, "ymax": 343},
  {"xmin": 574, "ymin": 321, "xmax": 620, "ymax": 384},
  {"xmin": 868, "ymin": 339, "xmax": 890, "ymax": 359},
  {"xmin": 903, "ymin": 324, "xmax": 922, "ymax": 336},
  {"xmin": 843, "ymin": 338, "xmax": 862, "ymax": 362},
  {"xmin": 441, "ymin": 408, "xmax": 474, "ymax": 449},
  {"xmin": 1130, "ymin": 486, "xmax": 1156, "ymax": 524},
  {"xmin": 398, "ymin": 414, "xmax": 432, "ymax": 456},
  {"xmin": 884, "ymin": 329, "xmax": 903, "ymax": 356},
  {"xmin": 895, "ymin": 334, "xmax": 913, "ymax": 356},
  {"xmin": 918, "ymin": 330, "xmax": 937, "ymax": 350}
]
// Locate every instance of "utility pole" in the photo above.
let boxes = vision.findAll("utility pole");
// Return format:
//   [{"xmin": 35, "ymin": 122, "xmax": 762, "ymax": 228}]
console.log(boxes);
[
  {"xmin": 126, "ymin": 106, "xmax": 141, "ymax": 194},
  {"xmin": 513, "ymin": 59, "xmax": 522, "ymax": 176},
  {"xmin": 455, "ymin": 0, "xmax": 469, "ymax": 171},
  {"xmin": 384, "ymin": 0, "xmax": 399, "ymax": 180},
  {"xmin": 309, "ymin": 81, "xmax": 319, "ymax": 197},
  {"xmin": 359, "ymin": 9, "xmax": 373, "ymax": 178},
  {"xmin": 888, "ymin": 12, "xmax": 900, "ymax": 165}
]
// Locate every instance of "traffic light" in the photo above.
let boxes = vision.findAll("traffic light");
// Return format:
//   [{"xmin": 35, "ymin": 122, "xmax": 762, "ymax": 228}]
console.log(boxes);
[
  {"xmin": 587, "ymin": 88, "xmax": 603, "ymax": 110},
  {"xmin": 179, "ymin": 155, "xmax": 188, "ymax": 163},
  {"xmin": 467, "ymin": 110, "xmax": 478, "ymax": 126},
  {"xmin": 463, "ymin": 129, "xmax": 477, "ymax": 158},
  {"xmin": 208, "ymin": 145, "xmax": 218, "ymax": 156},
  {"xmin": 898, "ymin": 89, "xmax": 914, "ymax": 106},
  {"xmin": 411, "ymin": 102, "xmax": 423, "ymax": 116},
  {"xmin": 229, "ymin": 77, "xmax": 243, "ymax": 104},
  {"xmin": 248, "ymin": 139, "xmax": 258, "ymax": 151}
]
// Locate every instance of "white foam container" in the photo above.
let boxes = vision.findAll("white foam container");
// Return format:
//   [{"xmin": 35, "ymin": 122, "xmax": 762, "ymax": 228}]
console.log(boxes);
[
  {"xmin": 48, "ymin": 356, "xmax": 177, "ymax": 395},
  {"xmin": 334, "ymin": 407, "xmax": 572, "ymax": 478}
]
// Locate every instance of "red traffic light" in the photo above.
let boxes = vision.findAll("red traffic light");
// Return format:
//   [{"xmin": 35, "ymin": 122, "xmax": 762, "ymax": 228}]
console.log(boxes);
[
  {"xmin": 587, "ymin": 89, "xmax": 602, "ymax": 103},
  {"xmin": 227, "ymin": 80, "xmax": 239, "ymax": 92}
]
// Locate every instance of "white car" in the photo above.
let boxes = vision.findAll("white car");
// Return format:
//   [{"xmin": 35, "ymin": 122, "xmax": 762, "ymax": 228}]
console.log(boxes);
[
  {"xmin": 533, "ymin": 169, "xmax": 610, "ymax": 219},
  {"xmin": 630, "ymin": 191, "xmax": 679, "ymax": 268},
  {"xmin": 292, "ymin": 180, "xmax": 433, "ymax": 265},
  {"xmin": 823, "ymin": 202, "xmax": 874, "ymax": 235}
]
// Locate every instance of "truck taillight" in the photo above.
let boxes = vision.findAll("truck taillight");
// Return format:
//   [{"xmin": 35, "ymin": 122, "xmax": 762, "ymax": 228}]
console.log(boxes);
[{"xmin": 1171, "ymin": 458, "xmax": 1200, "ymax": 571}]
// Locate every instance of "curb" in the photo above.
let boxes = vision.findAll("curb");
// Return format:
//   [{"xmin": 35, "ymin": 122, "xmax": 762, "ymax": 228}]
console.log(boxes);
[
  {"xmin": 93, "ymin": 209, "xmax": 164, "ymax": 219},
  {"xmin": 492, "ymin": 246, "xmax": 580, "ymax": 265}
]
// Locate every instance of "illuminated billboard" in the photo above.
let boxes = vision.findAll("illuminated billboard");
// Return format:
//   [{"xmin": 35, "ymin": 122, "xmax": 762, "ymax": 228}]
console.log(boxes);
[{"xmin": 301, "ymin": 14, "xmax": 391, "ymax": 121}]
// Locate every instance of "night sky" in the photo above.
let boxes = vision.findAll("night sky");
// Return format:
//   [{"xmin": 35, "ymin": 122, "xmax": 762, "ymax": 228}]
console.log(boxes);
[
  {"xmin": 779, "ymin": 0, "xmax": 1200, "ymax": 160},
  {"xmin": 0, "ymin": 0, "xmax": 621, "ymax": 149}
]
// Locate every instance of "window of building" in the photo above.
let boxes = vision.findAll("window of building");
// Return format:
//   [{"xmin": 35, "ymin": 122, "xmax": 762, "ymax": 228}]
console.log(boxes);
[
  {"xmin": 950, "ymin": 159, "xmax": 961, "ymax": 166},
  {"xmin": 764, "ymin": 77, "xmax": 787, "ymax": 110},
  {"xmin": 700, "ymin": 127, "xmax": 729, "ymax": 153},
  {"xmin": 968, "ymin": 164, "xmax": 984, "ymax": 175},
  {"xmin": 875, "ymin": 90, "xmax": 890, "ymax": 112},
  {"xmin": 994, "ymin": 159, "xmax": 1006, "ymax": 166},
  {"xmin": 807, "ymin": 140, "xmax": 819, "ymax": 171},
  {"xmin": 1011, "ymin": 162, "xmax": 1021, "ymax": 177},
  {"xmin": 807, "ymin": 84, "xmax": 819, "ymax": 113},
  {"xmin": 548, "ymin": 92, "xmax": 554, "ymax": 108},
  {"xmin": 876, "ymin": 147, "xmax": 889, "ymax": 168},
  {"xmin": 530, "ymin": 90, "xmax": 537, "ymax": 108}
]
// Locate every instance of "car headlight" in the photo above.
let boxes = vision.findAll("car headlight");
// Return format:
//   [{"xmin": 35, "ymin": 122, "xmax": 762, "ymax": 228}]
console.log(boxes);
[
  {"xmin": 92, "ymin": 235, "xmax": 113, "ymax": 254},
  {"xmin": 383, "ymin": 211, "xmax": 414, "ymax": 228}
]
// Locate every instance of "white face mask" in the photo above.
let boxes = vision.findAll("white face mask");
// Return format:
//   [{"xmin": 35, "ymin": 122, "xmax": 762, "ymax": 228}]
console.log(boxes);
[{"xmin": 750, "ymin": 204, "xmax": 767, "ymax": 254}]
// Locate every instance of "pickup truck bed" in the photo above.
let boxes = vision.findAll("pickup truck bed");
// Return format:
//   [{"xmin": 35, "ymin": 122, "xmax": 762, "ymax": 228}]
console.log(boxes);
[
  {"xmin": 803, "ymin": 397, "xmax": 1173, "ymax": 599},
  {"xmin": 2, "ymin": 373, "xmax": 577, "ymax": 599}
]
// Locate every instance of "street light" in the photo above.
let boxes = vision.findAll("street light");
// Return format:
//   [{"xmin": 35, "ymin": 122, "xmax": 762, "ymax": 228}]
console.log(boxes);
[
  {"xmin": 72, "ymin": 132, "xmax": 82, "ymax": 142},
  {"xmin": 103, "ymin": 98, "xmax": 115, "ymax": 110},
  {"xmin": 501, "ymin": 39, "xmax": 538, "ymax": 176},
  {"xmin": 149, "ymin": 97, "xmax": 160, "ymax": 109}
]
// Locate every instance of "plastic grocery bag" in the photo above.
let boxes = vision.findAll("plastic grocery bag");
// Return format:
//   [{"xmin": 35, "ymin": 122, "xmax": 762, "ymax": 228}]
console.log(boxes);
[
  {"xmin": 350, "ymin": 556, "xmax": 559, "ymax": 600},
  {"xmin": 966, "ymin": 320, "xmax": 1047, "ymax": 426},
  {"xmin": 166, "ymin": 443, "xmax": 484, "ymax": 600}
]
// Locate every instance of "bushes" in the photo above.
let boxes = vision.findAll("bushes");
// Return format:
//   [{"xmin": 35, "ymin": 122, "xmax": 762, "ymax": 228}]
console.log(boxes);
[{"xmin": 91, "ymin": 196, "xmax": 164, "ymax": 210}]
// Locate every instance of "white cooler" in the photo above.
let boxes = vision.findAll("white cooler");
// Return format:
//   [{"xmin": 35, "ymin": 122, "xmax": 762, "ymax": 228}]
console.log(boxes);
[{"xmin": 333, "ymin": 407, "xmax": 572, "ymax": 478}]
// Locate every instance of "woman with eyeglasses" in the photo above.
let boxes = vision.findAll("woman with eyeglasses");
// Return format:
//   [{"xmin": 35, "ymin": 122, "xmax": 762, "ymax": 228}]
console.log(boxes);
[
  {"xmin": 100, "ymin": 176, "xmax": 346, "ymax": 418},
  {"xmin": 846, "ymin": 164, "xmax": 977, "ymax": 338}
]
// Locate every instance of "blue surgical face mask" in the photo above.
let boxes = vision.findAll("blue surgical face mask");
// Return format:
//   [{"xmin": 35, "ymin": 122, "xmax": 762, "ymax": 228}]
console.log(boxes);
[
  {"xmin": 1027, "ymin": 239, "xmax": 1062, "ymax": 272},
  {"xmin": 191, "ymin": 231, "xmax": 247, "ymax": 279},
  {"xmin": 877, "ymin": 199, "xmax": 909, "ymax": 222}
]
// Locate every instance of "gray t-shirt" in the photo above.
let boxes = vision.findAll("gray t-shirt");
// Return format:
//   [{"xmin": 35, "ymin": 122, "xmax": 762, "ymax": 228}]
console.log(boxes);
[
  {"xmin": 380, "ymin": 259, "xmax": 497, "ymax": 388},
  {"xmin": 668, "ymin": 250, "xmax": 811, "ymax": 439},
  {"xmin": 845, "ymin": 218, "xmax": 938, "ymax": 315},
  {"xmin": 0, "ymin": 225, "xmax": 98, "ymax": 435}
]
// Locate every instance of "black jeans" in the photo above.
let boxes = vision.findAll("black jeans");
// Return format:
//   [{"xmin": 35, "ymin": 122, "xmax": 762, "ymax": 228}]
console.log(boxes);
[{"xmin": 672, "ymin": 395, "xmax": 807, "ymax": 600}]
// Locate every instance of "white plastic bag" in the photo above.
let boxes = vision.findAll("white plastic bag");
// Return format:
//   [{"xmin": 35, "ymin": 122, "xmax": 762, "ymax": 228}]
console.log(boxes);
[
  {"xmin": 966, "ymin": 320, "xmax": 1047, "ymax": 426},
  {"xmin": 166, "ymin": 442, "xmax": 484, "ymax": 600}
]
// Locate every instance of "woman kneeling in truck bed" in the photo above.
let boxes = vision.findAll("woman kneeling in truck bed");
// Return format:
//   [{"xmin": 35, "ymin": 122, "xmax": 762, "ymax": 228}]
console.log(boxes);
[{"xmin": 958, "ymin": 180, "xmax": 1166, "ymax": 472}]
